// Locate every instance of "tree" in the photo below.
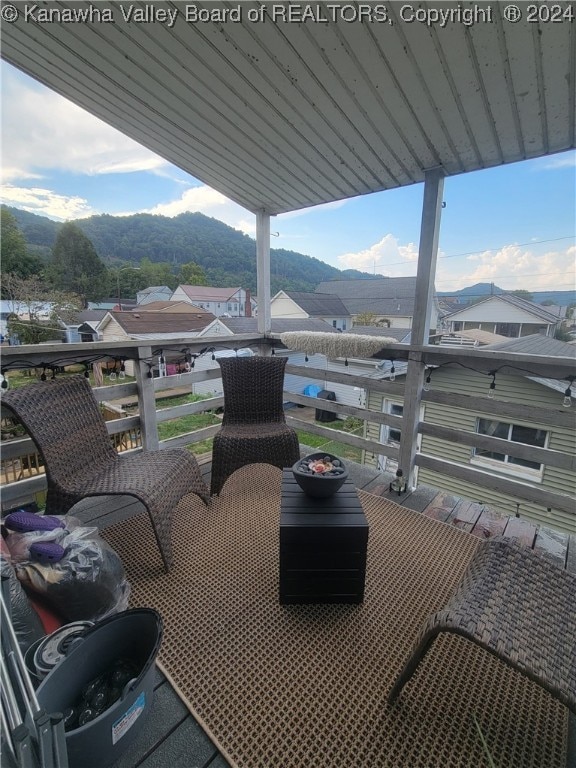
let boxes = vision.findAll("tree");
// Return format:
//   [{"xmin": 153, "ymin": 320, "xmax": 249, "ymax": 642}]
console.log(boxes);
[
  {"xmin": 179, "ymin": 261, "xmax": 208, "ymax": 286},
  {"xmin": 1, "ymin": 209, "xmax": 44, "ymax": 284},
  {"xmin": 354, "ymin": 312, "xmax": 389, "ymax": 327},
  {"xmin": 2, "ymin": 273, "xmax": 82, "ymax": 344},
  {"xmin": 47, "ymin": 222, "xmax": 108, "ymax": 304}
]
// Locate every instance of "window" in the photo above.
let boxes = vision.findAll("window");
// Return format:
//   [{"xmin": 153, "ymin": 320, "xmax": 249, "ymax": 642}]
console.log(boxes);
[{"xmin": 473, "ymin": 418, "xmax": 547, "ymax": 476}]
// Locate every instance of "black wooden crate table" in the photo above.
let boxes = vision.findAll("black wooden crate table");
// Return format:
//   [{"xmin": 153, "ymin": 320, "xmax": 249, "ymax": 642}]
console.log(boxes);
[{"xmin": 279, "ymin": 469, "xmax": 369, "ymax": 604}]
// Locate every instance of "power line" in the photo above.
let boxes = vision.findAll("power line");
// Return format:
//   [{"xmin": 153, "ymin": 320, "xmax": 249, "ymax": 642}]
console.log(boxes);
[{"xmin": 371, "ymin": 235, "xmax": 574, "ymax": 269}]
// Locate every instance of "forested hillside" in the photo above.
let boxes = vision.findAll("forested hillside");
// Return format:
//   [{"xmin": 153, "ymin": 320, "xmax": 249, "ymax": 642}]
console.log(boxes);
[{"xmin": 6, "ymin": 207, "xmax": 372, "ymax": 293}]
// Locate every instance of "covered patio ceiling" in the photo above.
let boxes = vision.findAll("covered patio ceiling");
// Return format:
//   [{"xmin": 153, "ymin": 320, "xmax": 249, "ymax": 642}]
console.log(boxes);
[{"xmin": 2, "ymin": 1, "xmax": 574, "ymax": 215}]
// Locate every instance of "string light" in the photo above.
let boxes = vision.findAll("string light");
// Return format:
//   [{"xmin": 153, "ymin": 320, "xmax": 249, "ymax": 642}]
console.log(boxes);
[
  {"xmin": 487, "ymin": 371, "xmax": 496, "ymax": 399},
  {"xmin": 563, "ymin": 378, "xmax": 574, "ymax": 408},
  {"xmin": 389, "ymin": 360, "xmax": 396, "ymax": 382},
  {"xmin": 423, "ymin": 367, "xmax": 432, "ymax": 391},
  {"xmin": 119, "ymin": 359, "xmax": 126, "ymax": 380}
]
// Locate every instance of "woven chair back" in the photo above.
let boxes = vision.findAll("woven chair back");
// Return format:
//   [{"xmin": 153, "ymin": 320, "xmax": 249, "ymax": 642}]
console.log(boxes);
[
  {"xmin": 218, "ymin": 356, "xmax": 288, "ymax": 426},
  {"xmin": 2, "ymin": 375, "xmax": 118, "ymax": 485}
]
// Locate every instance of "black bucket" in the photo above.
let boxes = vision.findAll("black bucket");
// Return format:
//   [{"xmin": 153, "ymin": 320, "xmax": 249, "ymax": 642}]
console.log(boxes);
[{"xmin": 35, "ymin": 608, "xmax": 162, "ymax": 768}]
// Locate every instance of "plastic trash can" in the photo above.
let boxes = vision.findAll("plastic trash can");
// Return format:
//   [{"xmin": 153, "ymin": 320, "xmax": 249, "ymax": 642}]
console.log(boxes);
[
  {"xmin": 35, "ymin": 608, "xmax": 162, "ymax": 768},
  {"xmin": 315, "ymin": 390, "xmax": 337, "ymax": 422}
]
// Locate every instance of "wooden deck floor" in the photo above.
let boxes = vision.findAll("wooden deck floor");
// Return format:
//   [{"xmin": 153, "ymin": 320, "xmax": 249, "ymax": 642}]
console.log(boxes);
[{"xmin": 30, "ymin": 458, "xmax": 576, "ymax": 768}]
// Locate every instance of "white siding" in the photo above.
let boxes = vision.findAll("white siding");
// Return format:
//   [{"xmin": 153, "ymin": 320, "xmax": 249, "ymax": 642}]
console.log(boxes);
[{"xmin": 271, "ymin": 294, "xmax": 308, "ymax": 319}]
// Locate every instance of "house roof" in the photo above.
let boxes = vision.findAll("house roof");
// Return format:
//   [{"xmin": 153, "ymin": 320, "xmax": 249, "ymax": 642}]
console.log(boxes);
[
  {"xmin": 484, "ymin": 333, "xmax": 576, "ymax": 358},
  {"xmin": 444, "ymin": 294, "xmax": 562, "ymax": 323},
  {"xmin": 104, "ymin": 311, "xmax": 216, "ymax": 335},
  {"xmin": 315, "ymin": 277, "xmax": 425, "ymax": 316},
  {"xmin": 283, "ymin": 292, "xmax": 349, "ymax": 317},
  {"xmin": 137, "ymin": 301, "xmax": 208, "ymax": 313},
  {"xmin": 70, "ymin": 309, "xmax": 108, "ymax": 324},
  {"xmin": 177, "ymin": 286, "xmax": 243, "ymax": 301},
  {"xmin": 2, "ymin": 13, "xmax": 572, "ymax": 215},
  {"xmin": 138, "ymin": 286, "xmax": 172, "ymax": 295},
  {"xmin": 458, "ymin": 329, "xmax": 509, "ymax": 345}
]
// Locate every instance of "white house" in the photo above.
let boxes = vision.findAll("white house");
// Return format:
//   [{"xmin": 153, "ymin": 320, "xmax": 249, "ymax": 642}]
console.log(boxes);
[
  {"xmin": 443, "ymin": 294, "xmax": 561, "ymax": 338},
  {"xmin": 271, "ymin": 291, "xmax": 352, "ymax": 331},
  {"xmin": 171, "ymin": 285, "xmax": 255, "ymax": 318},
  {"xmin": 315, "ymin": 277, "xmax": 441, "ymax": 333}
]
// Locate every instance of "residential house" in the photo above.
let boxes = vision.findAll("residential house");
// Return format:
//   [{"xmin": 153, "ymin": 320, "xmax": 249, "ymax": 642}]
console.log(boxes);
[
  {"xmin": 363, "ymin": 334, "xmax": 576, "ymax": 533},
  {"xmin": 271, "ymin": 291, "xmax": 351, "ymax": 331},
  {"xmin": 443, "ymin": 294, "xmax": 561, "ymax": 338},
  {"xmin": 63, "ymin": 310, "xmax": 107, "ymax": 343},
  {"xmin": 96, "ymin": 309, "xmax": 216, "ymax": 376},
  {"xmin": 315, "ymin": 277, "xmax": 441, "ymax": 333},
  {"xmin": 136, "ymin": 286, "xmax": 173, "ymax": 305},
  {"xmin": 171, "ymin": 285, "xmax": 255, "ymax": 317}
]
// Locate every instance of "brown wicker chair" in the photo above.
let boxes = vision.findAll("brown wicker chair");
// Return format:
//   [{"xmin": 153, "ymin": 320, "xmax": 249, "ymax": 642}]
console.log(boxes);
[
  {"xmin": 210, "ymin": 356, "xmax": 300, "ymax": 496},
  {"xmin": 1, "ymin": 375, "xmax": 210, "ymax": 572},
  {"xmin": 388, "ymin": 536, "xmax": 576, "ymax": 713}
]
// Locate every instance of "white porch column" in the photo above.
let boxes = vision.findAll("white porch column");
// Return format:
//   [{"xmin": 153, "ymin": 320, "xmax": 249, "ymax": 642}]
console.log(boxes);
[
  {"xmin": 256, "ymin": 209, "xmax": 272, "ymax": 335},
  {"xmin": 399, "ymin": 168, "xmax": 445, "ymax": 487}
]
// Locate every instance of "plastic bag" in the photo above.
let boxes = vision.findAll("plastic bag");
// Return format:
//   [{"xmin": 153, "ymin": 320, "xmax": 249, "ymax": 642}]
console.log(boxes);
[
  {"xmin": 4, "ymin": 515, "xmax": 130, "ymax": 624},
  {"xmin": 0, "ymin": 547, "xmax": 45, "ymax": 654}
]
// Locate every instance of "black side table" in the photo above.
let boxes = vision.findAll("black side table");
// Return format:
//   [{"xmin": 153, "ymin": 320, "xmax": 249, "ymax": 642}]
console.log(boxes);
[{"xmin": 279, "ymin": 470, "xmax": 369, "ymax": 604}]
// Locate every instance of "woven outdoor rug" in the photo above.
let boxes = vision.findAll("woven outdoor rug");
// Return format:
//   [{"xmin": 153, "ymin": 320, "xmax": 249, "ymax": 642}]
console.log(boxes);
[{"xmin": 102, "ymin": 465, "xmax": 568, "ymax": 768}]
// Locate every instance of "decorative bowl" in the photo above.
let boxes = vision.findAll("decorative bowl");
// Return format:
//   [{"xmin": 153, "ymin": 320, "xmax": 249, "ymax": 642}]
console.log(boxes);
[{"xmin": 292, "ymin": 453, "xmax": 348, "ymax": 498}]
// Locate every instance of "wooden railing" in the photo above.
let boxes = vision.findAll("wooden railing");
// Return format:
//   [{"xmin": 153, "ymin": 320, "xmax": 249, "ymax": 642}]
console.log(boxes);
[{"xmin": 1, "ymin": 334, "xmax": 574, "ymax": 532}]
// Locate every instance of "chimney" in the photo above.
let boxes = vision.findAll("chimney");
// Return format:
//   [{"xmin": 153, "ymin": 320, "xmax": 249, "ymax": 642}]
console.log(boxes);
[{"xmin": 245, "ymin": 289, "xmax": 252, "ymax": 317}]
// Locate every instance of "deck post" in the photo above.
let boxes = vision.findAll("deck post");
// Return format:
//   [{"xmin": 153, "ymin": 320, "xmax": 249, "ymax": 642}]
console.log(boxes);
[
  {"xmin": 135, "ymin": 344, "xmax": 160, "ymax": 451},
  {"xmin": 399, "ymin": 168, "xmax": 445, "ymax": 488},
  {"xmin": 256, "ymin": 209, "xmax": 272, "ymax": 337}
]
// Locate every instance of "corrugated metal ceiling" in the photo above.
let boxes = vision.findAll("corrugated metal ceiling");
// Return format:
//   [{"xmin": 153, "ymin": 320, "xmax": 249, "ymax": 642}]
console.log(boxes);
[{"xmin": 2, "ymin": 1, "xmax": 574, "ymax": 214}]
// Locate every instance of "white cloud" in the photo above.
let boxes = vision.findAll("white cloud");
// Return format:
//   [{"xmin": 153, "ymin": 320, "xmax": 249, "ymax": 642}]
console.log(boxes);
[
  {"xmin": 136, "ymin": 186, "xmax": 256, "ymax": 235},
  {"xmin": 337, "ymin": 234, "xmax": 419, "ymax": 274},
  {"xmin": 436, "ymin": 243, "xmax": 576, "ymax": 292},
  {"xmin": 2, "ymin": 65, "xmax": 167, "ymax": 181},
  {"xmin": 1, "ymin": 184, "xmax": 95, "ymax": 220}
]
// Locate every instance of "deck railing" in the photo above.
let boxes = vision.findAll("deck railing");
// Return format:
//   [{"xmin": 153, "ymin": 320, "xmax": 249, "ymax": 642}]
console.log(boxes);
[{"xmin": 1, "ymin": 334, "xmax": 574, "ymax": 532}]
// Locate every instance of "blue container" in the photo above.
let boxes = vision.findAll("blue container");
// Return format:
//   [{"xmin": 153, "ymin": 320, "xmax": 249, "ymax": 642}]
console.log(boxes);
[{"xmin": 35, "ymin": 608, "xmax": 162, "ymax": 768}]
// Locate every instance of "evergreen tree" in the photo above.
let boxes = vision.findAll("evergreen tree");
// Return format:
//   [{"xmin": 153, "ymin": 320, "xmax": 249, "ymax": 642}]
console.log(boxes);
[
  {"xmin": 1, "ymin": 209, "xmax": 44, "ymax": 284},
  {"xmin": 48, "ymin": 222, "xmax": 108, "ymax": 303}
]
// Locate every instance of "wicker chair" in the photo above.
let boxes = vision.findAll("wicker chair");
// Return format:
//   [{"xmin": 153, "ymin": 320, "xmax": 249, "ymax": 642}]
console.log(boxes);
[
  {"xmin": 210, "ymin": 356, "xmax": 300, "ymax": 496},
  {"xmin": 1, "ymin": 375, "xmax": 210, "ymax": 572},
  {"xmin": 388, "ymin": 536, "xmax": 576, "ymax": 713}
]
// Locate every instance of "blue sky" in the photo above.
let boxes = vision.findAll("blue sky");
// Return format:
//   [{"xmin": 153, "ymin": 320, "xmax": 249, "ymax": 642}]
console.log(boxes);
[{"xmin": 2, "ymin": 62, "xmax": 575, "ymax": 294}]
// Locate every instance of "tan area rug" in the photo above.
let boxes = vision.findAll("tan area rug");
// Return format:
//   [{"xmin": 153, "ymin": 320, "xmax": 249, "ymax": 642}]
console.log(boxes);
[{"xmin": 102, "ymin": 465, "xmax": 568, "ymax": 768}]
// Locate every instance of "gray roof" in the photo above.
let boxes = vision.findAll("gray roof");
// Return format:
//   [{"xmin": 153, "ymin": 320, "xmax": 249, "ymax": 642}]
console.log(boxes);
[
  {"xmin": 484, "ymin": 334, "xmax": 576, "ymax": 358},
  {"xmin": 315, "ymin": 277, "xmax": 422, "ymax": 316},
  {"xmin": 284, "ymin": 292, "xmax": 349, "ymax": 317},
  {"xmin": 219, "ymin": 318, "xmax": 338, "ymax": 335},
  {"xmin": 72, "ymin": 310, "xmax": 108, "ymax": 324}
]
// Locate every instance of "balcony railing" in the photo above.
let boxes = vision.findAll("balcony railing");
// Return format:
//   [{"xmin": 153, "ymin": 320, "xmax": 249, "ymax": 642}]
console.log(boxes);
[{"xmin": 1, "ymin": 334, "xmax": 574, "ymax": 533}]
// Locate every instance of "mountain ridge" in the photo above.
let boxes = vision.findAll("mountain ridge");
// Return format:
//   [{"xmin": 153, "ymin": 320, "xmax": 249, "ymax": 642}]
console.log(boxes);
[{"xmin": 4, "ymin": 206, "xmax": 374, "ymax": 294}]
